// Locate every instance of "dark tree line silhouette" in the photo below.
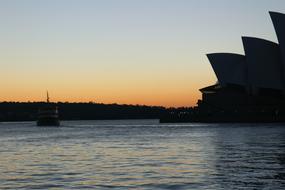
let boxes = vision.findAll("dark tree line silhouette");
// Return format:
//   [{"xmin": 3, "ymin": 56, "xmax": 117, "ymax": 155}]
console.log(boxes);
[{"xmin": 0, "ymin": 102, "xmax": 192, "ymax": 122}]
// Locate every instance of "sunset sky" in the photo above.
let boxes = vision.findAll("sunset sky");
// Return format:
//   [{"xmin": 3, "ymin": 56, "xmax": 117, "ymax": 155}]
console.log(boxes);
[{"xmin": 1, "ymin": 0, "xmax": 285, "ymax": 107}]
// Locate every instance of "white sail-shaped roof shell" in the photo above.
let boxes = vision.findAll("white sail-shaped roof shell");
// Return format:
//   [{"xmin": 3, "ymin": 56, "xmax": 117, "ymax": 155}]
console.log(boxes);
[
  {"xmin": 270, "ymin": 11, "xmax": 285, "ymax": 87},
  {"xmin": 242, "ymin": 37, "xmax": 283, "ymax": 90},
  {"xmin": 207, "ymin": 53, "xmax": 246, "ymax": 86}
]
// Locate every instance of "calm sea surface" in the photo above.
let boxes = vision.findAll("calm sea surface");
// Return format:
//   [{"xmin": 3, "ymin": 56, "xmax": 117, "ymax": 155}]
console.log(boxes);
[{"xmin": 0, "ymin": 120, "xmax": 284, "ymax": 189}]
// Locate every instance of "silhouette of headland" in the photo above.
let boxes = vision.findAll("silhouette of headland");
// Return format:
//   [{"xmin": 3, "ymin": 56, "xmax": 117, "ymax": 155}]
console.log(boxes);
[{"xmin": 0, "ymin": 101, "xmax": 181, "ymax": 122}]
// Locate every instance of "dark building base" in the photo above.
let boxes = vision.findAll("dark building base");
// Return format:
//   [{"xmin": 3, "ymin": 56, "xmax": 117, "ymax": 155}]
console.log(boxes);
[{"xmin": 160, "ymin": 85, "xmax": 285, "ymax": 123}]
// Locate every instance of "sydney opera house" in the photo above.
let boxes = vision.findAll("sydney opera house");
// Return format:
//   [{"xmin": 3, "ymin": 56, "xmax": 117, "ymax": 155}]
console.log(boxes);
[{"xmin": 193, "ymin": 11, "xmax": 285, "ymax": 122}]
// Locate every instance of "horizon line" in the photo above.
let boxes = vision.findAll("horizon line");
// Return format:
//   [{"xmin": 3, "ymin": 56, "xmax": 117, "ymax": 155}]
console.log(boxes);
[{"xmin": 0, "ymin": 101, "xmax": 193, "ymax": 109}]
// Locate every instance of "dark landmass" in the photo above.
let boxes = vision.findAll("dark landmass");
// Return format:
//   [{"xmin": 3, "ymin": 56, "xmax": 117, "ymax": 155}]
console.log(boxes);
[{"xmin": 0, "ymin": 102, "xmax": 192, "ymax": 122}]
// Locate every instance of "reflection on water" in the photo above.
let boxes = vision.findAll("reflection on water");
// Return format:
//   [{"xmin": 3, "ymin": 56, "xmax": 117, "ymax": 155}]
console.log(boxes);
[{"xmin": 0, "ymin": 120, "xmax": 284, "ymax": 189}]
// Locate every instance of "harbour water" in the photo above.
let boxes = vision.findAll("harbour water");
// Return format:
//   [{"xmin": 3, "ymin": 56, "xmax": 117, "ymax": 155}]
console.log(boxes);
[{"xmin": 0, "ymin": 120, "xmax": 284, "ymax": 189}]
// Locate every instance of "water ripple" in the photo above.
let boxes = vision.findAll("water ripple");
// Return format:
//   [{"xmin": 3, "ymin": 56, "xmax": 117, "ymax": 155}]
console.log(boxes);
[{"xmin": 0, "ymin": 121, "xmax": 285, "ymax": 189}]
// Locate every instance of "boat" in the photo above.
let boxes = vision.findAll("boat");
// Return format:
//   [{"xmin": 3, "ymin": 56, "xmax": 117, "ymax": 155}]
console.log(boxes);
[{"xmin": 37, "ymin": 91, "xmax": 60, "ymax": 126}]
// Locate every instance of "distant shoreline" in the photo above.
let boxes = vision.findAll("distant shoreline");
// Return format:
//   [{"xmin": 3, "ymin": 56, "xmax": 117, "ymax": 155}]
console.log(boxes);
[{"xmin": 0, "ymin": 102, "xmax": 192, "ymax": 122}]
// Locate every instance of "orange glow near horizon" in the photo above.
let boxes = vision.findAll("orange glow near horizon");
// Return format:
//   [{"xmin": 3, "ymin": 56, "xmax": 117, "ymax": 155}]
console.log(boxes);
[
  {"xmin": 0, "ymin": 57, "xmax": 216, "ymax": 107},
  {"xmin": 0, "ymin": 53, "xmax": 217, "ymax": 107},
  {"xmin": 0, "ymin": 93, "xmax": 200, "ymax": 108},
  {"xmin": 0, "ymin": 76, "xmax": 215, "ymax": 107}
]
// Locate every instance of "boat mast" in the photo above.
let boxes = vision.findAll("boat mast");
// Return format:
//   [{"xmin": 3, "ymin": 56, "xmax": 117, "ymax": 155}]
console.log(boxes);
[{"xmin": 47, "ymin": 91, "xmax": 50, "ymax": 103}]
